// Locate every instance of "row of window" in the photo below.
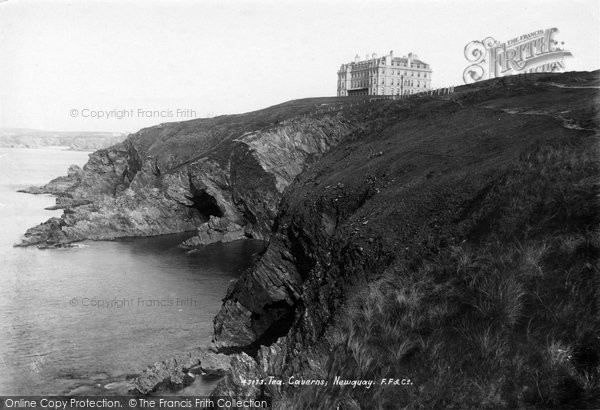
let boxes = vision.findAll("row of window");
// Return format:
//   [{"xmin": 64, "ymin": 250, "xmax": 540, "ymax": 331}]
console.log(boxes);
[
  {"xmin": 353, "ymin": 60, "xmax": 427, "ymax": 69},
  {"xmin": 391, "ymin": 62, "xmax": 427, "ymax": 69},
  {"xmin": 345, "ymin": 60, "xmax": 428, "ymax": 71},
  {"xmin": 340, "ymin": 87, "xmax": 423, "ymax": 96},
  {"xmin": 340, "ymin": 70, "xmax": 428, "ymax": 79},
  {"xmin": 342, "ymin": 79, "xmax": 429, "ymax": 88},
  {"xmin": 374, "ymin": 88, "xmax": 419, "ymax": 95}
]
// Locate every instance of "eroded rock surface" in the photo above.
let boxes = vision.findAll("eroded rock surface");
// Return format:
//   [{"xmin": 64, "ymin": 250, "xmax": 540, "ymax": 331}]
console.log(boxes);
[{"xmin": 18, "ymin": 112, "xmax": 353, "ymax": 248}]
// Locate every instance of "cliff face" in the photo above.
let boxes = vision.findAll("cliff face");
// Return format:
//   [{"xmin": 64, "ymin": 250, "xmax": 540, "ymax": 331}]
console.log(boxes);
[
  {"xmin": 211, "ymin": 72, "xmax": 600, "ymax": 408},
  {"xmin": 18, "ymin": 71, "xmax": 600, "ymax": 407},
  {"xmin": 17, "ymin": 105, "xmax": 354, "ymax": 248}
]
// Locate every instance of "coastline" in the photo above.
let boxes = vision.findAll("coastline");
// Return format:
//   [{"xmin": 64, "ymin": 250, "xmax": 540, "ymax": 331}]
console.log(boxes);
[{"xmin": 11, "ymin": 71, "xmax": 600, "ymax": 407}]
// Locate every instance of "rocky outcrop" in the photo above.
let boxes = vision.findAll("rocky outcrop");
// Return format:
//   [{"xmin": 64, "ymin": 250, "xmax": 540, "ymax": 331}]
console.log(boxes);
[
  {"xmin": 19, "ymin": 165, "xmax": 84, "ymax": 196},
  {"xmin": 180, "ymin": 216, "xmax": 245, "ymax": 248},
  {"xmin": 130, "ymin": 347, "xmax": 232, "ymax": 394},
  {"xmin": 18, "ymin": 110, "xmax": 354, "ymax": 248}
]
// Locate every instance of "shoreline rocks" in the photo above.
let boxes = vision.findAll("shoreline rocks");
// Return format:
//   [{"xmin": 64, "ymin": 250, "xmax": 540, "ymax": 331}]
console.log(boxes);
[
  {"xmin": 179, "ymin": 216, "xmax": 247, "ymax": 248},
  {"xmin": 130, "ymin": 347, "xmax": 232, "ymax": 395}
]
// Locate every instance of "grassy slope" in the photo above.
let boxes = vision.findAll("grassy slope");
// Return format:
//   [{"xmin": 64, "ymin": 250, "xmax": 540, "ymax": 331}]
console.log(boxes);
[{"xmin": 269, "ymin": 73, "xmax": 599, "ymax": 408}]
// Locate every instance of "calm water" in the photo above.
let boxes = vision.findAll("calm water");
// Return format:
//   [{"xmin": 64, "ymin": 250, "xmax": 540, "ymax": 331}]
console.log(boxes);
[{"xmin": 0, "ymin": 147, "xmax": 263, "ymax": 395}]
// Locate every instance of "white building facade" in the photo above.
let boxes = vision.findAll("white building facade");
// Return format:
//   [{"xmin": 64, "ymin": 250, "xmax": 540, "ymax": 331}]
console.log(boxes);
[{"xmin": 337, "ymin": 51, "xmax": 432, "ymax": 96}]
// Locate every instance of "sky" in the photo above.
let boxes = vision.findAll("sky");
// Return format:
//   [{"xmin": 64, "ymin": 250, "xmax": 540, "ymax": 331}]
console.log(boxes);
[{"xmin": 1, "ymin": 0, "xmax": 599, "ymax": 133}]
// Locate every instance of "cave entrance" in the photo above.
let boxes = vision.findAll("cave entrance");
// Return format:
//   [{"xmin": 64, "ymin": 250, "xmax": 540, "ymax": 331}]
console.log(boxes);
[{"xmin": 187, "ymin": 188, "xmax": 224, "ymax": 220}]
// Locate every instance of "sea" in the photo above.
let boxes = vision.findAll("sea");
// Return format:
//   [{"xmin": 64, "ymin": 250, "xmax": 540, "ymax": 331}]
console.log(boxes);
[{"xmin": 0, "ymin": 147, "xmax": 263, "ymax": 395}]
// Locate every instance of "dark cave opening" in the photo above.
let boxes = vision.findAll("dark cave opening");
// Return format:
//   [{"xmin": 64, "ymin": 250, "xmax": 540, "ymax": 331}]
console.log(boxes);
[
  {"xmin": 216, "ymin": 301, "xmax": 296, "ymax": 358},
  {"xmin": 238, "ymin": 301, "xmax": 297, "ymax": 357},
  {"xmin": 186, "ymin": 188, "xmax": 224, "ymax": 220}
]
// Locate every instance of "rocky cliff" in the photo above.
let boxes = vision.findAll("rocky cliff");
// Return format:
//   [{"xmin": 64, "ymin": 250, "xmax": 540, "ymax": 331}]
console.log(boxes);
[
  {"xmin": 17, "ymin": 102, "xmax": 354, "ymax": 248},
  {"xmin": 209, "ymin": 72, "xmax": 600, "ymax": 409},
  {"xmin": 19, "ymin": 71, "xmax": 600, "ymax": 408}
]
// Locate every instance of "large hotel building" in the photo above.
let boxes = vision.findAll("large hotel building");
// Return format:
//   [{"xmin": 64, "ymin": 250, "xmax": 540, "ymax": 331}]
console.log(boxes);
[{"xmin": 337, "ymin": 51, "xmax": 432, "ymax": 96}]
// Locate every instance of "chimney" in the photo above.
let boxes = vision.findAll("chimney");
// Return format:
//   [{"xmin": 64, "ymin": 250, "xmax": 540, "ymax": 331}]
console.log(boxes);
[
  {"xmin": 408, "ymin": 52, "xmax": 413, "ymax": 65},
  {"xmin": 390, "ymin": 50, "xmax": 394, "ymax": 58}
]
